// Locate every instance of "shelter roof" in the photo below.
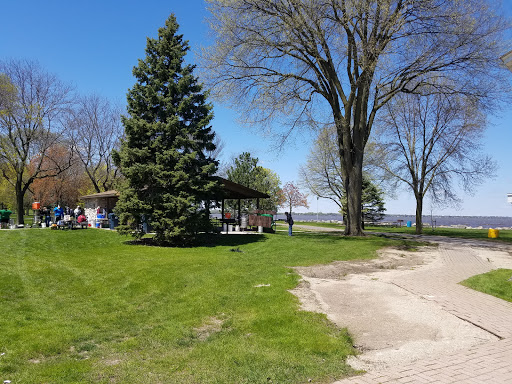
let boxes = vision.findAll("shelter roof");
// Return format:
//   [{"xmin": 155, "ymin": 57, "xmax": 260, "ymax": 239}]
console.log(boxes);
[
  {"xmin": 216, "ymin": 177, "xmax": 270, "ymax": 199},
  {"xmin": 80, "ymin": 179, "xmax": 269, "ymax": 201},
  {"xmin": 502, "ymin": 50, "xmax": 512, "ymax": 71},
  {"xmin": 80, "ymin": 190, "xmax": 120, "ymax": 200}
]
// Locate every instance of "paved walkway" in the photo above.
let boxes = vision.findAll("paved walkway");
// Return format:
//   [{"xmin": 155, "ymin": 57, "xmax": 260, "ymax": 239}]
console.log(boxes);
[{"xmin": 329, "ymin": 237, "xmax": 512, "ymax": 383}]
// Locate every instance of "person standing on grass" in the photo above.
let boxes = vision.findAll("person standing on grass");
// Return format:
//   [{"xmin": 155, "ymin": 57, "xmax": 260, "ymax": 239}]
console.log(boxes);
[
  {"xmin": 42, "ymin": 206, "xmax": 51, "ymax": 227},
  {"xmin": 285, "ymin": 212, "xmax": 294, "ymax": 236},
  {"xmin": 54, "ymin": 205, "xmax": 63, "ymax": 223},
  {"xmin": 0, "ymin": 208, "xmax": 12, "ymax": 229}
]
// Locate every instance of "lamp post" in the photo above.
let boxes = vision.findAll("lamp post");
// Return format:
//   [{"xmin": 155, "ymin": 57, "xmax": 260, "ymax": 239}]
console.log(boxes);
[{"xmin": 316, "ymin": 196, "xmax": 319, "ymax": 221}]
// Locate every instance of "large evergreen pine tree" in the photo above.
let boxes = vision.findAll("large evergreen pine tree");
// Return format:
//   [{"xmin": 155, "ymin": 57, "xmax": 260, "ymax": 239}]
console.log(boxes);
[{"xmin": 114, "ymin": 14, "xmax": 220, "ymax": 245}]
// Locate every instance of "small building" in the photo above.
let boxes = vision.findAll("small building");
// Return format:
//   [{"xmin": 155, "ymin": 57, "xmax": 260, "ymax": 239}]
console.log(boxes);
[
  {"xmin": 80, "ymin": 178, "xmax": 274, "ymax": 231},
  {"xmin": 80, "ymin": 190, "xmax": 119, "ymax": 225}
]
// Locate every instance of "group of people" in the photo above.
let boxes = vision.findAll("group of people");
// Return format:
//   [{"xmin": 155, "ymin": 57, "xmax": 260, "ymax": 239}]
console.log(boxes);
[{"xmin": 41, "ymin": 205, "xmax": 87, "ymax": 227}]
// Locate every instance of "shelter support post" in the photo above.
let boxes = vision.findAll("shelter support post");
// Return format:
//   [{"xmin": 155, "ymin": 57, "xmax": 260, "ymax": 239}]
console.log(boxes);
[{"xmin": 205, "ymin": 199, "xmax": 210, "ymax": 225}]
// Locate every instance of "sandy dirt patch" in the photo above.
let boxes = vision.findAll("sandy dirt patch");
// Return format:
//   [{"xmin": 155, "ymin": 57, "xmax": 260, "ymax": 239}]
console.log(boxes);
[
  {"xmin": 293, "ymin": 246, "xmax": 439, "ymax": 280},
  {"xmin": 290, "ymin": 245, "xmax": 499, "ymax": 371}
]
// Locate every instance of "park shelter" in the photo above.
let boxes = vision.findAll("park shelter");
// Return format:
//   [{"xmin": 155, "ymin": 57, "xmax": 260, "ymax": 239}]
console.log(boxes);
[
  {"xmin": 215, "ymin": 177, "xmax": 270, "ymax": 218},
  {"xmin": 80, "ymin": 178, "xmax": 273, "ymax": 230},
  {"xmin": 80, "ymin": 190, "xmax": 119, "ymax": 221}
]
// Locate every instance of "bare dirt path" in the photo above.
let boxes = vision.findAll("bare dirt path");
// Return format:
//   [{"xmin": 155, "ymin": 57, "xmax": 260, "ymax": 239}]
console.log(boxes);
[{"xmin": 290, "ymin": 229, "xmax": 512, "ymax": 383}]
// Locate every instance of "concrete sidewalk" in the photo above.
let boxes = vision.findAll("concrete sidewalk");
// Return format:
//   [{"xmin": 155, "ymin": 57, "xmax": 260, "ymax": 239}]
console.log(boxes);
[{"xmin": 333, "ymin": 240, "xmax": 512, "ymax": 383}]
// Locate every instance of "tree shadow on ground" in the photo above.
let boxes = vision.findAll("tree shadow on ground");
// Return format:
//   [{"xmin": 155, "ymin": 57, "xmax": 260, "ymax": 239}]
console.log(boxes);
[
  {"xmin": 196, "ymin": 233, "xmax": 268, "ymax": 248},
  {"xmin": 123, "ymin": 232, "xmax": 268, "ymax": 248}
]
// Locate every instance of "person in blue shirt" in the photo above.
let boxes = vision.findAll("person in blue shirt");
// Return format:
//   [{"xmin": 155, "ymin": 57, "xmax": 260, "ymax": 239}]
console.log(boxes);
[{"xmin": 53, "ymin": 205, "xmax": 64, "ymax": 223}]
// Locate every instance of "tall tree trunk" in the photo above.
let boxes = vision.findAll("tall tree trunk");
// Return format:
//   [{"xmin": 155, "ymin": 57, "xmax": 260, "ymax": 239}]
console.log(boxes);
[
  {"xmin": 337, "ymin": 118, "xmax": 365, "ymax": 236},
  {"xmin": 345, "ymin": 164, "xmax": 364, "ymax": 236},
  {"xmin": 340, "ymin": 144, "xmax": 364, "ymax": 235},
  {"xmin": 16, "ymin": 184, "xmax": 24, "ymax": 225},
  {"xmin": 415, "ymin": 193, "xmax": 423, "ymax": 234}
]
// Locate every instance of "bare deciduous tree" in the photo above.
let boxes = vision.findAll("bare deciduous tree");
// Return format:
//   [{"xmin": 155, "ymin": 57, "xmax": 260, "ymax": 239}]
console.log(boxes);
[
  {"xmin": 300, "ymin": 127, "xmax": 344, "ymax": 210},
  {"xmin": 0, "ymin": 74, "xmax": 16, "ymax": 112},
  {"xmin": 208, "ymin": 133, "xmax": 225, "ymax": 162},
  {"xmin": 299, "ymin": 126, "xmax": 385, "ymax": 210},
  {"xmin": 375, "ymin": 91, "xmax": 494, "ymax": 233},
  {"xmin": 0, "ymin": 59, "xmax": 74, "ymax": 224},
  {"xmin": 203, "ymin": 0, "xmax": 510, "ymax": 235},
  {"xmin": 300, "ymin": 126, "xmax": 387, "ymax": 223},
  {"xmin": 69, "ymin": 94, "xmax": 123, "ymax": 193}
]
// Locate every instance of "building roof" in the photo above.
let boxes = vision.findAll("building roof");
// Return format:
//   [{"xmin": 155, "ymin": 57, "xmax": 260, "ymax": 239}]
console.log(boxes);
[
  {"xmin": 80, "ymin": 190, "xmax": 120, "ymax": 200},
  {"xmin": 80, "ymin": 178, "xmax": 270, "ymax": 201},
  {"xmin": 501, "ymin": 50, "xmax": 512, "ymax": 71},
  {"xmin": 216, "ymin": 177, "xmax": 270, "ymax": 199}
]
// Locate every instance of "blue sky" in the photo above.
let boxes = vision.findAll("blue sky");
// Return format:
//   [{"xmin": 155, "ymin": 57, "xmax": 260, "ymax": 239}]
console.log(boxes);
[{"xmin": 2, "ymin": 0, "xmax": 512, "ymax": 216}]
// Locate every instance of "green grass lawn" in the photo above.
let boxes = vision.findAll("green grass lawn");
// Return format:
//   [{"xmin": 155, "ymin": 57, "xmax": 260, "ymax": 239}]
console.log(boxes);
[
  {"xmin": 293, "ymin": 222, "xmax": 343, "ymax": 229},
  {"xmin": 365, "ymin": 226, "xmax": 512, "ymax": 243},
  {"xmin": 291, "ymin": 222, "xmax": 512, "ymax": 243},
  {"xmin": 0, "ymin": 228, "xmax": 414, "ymax": 383},
  {"xmin": 461, "ymin": 269, "xmax": 512, "ymax": 303}
]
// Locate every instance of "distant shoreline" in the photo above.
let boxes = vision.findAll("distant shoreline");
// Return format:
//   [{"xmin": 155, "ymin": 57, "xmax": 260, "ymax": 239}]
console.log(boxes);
[
  {"xmin": 213, "ymin": 211, "xmax": 512, "ymax": 228},
  {"xmin": 276, "ymin": 213, "xmax": 512, "ymax": 229},
  {"xmin": 285, "ymin": 212, "xmax": 512, "ymax": 218}
]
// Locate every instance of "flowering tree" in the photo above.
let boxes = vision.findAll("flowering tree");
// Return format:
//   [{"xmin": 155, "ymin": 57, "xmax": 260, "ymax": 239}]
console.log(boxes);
[{"xmin": 280, "ymin": 182, "xmax": 309, "ymax": 214}]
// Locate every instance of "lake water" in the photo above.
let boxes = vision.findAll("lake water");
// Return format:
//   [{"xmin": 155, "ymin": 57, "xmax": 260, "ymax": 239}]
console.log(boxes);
[
  {"xmin": 213, "ymin": 212, "xmax": 512, "ymax": 228},
  {"xmin": 275, "ymin": 213, "xmax": 512, "ymax": 229}
]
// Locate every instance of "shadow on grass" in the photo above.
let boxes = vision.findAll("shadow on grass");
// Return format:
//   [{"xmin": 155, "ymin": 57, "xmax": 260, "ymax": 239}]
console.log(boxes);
[
  {"xmin": 123, "ymin": 232, "xmax": 268, "ymax": 248},
  {"xmin": 198, "ymin": 233, "xmax": 269, "ymax": 247},
  {"xmin": 121, "ymin": 228, "xmax": 433, "ymax": 250}
]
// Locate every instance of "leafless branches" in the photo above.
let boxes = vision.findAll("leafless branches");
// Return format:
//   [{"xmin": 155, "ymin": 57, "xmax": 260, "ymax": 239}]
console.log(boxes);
[
  {"xmin": 68, "ymin": 94, "xmax": 123, "ymax": 193},
  {"xmin": 299, "ymin": 127, "xmax": 345, "ymax": 209},
  {"xmin": 203, "ymin": 0, "xmax": 511, "ymax": 234},
  {"xmin": 0, "ymin": 59, "xmax": 74, "ymax": 223},
  {"xmin": 374, "ymin": 90, "xmax": 494, "ymax": 232}
]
